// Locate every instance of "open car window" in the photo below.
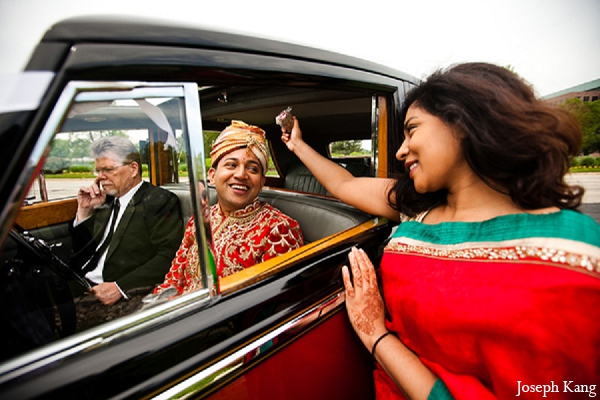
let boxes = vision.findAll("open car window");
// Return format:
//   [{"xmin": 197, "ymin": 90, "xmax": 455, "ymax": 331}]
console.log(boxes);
[
  {"xmin": 197, "ymin": 86, "xmax": 378, "ymax": 187},
  {"xmin": 3, "ymin": 82, "xmax": 213, "ymax": 362},
  {"xmin": 29, "ymin": 99, "xmax": 184, "ymax": 203},
  {"xmin": 3, "ymin": 78, "xmax": 392, "ymax": 364}
]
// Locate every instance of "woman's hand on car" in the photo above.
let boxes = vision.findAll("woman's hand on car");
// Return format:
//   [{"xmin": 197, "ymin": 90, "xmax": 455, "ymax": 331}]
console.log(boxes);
[{"xmin": 342, "ymin": 247, "xmax": 388, "ymax": 350}]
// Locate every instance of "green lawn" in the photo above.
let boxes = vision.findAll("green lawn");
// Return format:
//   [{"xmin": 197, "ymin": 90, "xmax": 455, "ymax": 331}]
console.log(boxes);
[{"xmin": 570, "ymin": 167, "xmax": 600, "ymax": 173}]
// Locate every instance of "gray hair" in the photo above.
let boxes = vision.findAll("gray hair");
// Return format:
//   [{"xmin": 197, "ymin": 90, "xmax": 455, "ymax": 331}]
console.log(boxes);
[{"xmin": 90, "ymin": 136, "xmax": 142, "ymax": 176}]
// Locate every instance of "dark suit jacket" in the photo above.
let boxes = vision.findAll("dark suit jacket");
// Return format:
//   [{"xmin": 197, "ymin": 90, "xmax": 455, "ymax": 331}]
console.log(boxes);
[{"xmin": 70, "ymin": 182, "xmax": 183, "ymax": 293}]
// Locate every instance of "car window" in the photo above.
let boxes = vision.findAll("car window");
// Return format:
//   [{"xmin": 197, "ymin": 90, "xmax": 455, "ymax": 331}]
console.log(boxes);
[
  {"xmin": 28, "ymin": 97, "xmax": 186, "ymax": 203},
  {"xmin": 197, "ymin": 86, "xmax": 378, "ymax": 183},
  {"xmin": 329, "ymin": 139, "xmax": 372, "ymax": 158},
  {"xmin": 3, "ymin": 82, "xmax": 213, "ymax": 362},
  {"xmin": 3, "ymin": 78, "xmax": 392, "ymax": 365},
  {"xmin": 328, "ymin": 139, "xmax": 373, "ymax": 177}
]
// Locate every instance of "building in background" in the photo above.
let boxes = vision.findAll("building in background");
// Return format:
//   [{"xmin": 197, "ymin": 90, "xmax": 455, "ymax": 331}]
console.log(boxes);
[{"xmin": 543, "ymin": 78, "xmax": 600, "ymax": 106}]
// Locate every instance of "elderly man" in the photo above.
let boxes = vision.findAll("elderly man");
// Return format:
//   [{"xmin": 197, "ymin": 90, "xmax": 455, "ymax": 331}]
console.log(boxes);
[
  {"xmin": 153, "ymin": 120, "xmax": 303, "ymax": 296},
  {"xmin": 70, "ymin": 136, "xmax": 183, "ymax": 305}
]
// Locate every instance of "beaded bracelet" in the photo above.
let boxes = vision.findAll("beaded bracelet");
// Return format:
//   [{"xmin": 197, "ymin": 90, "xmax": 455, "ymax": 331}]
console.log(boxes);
[{"xmin": 371, "ymin": 331, "xmax": 391, "ymax": 363}]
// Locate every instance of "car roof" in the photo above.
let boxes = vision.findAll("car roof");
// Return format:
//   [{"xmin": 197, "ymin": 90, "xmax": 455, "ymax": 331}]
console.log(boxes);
[{"xmin": 39, "ymin": 15, "xmax": 418, "ymax": 85}]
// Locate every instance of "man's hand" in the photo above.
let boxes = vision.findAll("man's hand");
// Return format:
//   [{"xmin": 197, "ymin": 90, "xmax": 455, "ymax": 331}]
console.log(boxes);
[
  {"xmin": 90, "ymin": 282, "xmax": 123, "ymax": 305},
  {"xmin": 76, "ymin": 177, "xmax": 106, "ymax": 221}
]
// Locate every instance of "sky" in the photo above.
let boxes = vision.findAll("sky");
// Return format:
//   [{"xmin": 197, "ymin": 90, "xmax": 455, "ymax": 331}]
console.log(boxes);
[{"xmin": 0, "ymin": 0, "xmax": 598, "ymax": 97}]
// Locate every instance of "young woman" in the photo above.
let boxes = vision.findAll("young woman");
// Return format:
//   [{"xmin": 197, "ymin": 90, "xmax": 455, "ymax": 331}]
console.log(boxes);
[{"xmin": 282, "ymin": 62, "xmax": 600, "ymax": 400}]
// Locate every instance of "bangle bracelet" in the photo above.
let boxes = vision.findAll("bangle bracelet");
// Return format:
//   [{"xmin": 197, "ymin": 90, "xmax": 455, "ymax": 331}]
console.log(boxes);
[{"xmin": 371, "ymin": 331, "xmax": 391, "ymax": 363}]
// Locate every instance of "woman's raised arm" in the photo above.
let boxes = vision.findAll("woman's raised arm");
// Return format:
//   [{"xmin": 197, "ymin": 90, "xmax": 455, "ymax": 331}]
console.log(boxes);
[{"xmin": 281, "ymin": 118, "xmax": 399, "ymax": 222}]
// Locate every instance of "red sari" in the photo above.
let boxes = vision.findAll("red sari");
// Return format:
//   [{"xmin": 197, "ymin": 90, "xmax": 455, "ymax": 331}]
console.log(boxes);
[{"xmin": 375, "ymin": 210, "xmax": 600, "ymax": 400}]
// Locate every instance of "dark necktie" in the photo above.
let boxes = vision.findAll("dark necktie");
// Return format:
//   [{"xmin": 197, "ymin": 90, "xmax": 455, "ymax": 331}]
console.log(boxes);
[{"xmin": 81, "ymin": 198, "xmax": 120, "ymax": 275}]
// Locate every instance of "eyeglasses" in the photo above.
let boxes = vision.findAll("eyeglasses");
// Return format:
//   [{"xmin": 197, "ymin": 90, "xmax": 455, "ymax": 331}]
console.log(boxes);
[{"xmin": 93, "ymin": 164, "xmax": 128, "ymax": 176}]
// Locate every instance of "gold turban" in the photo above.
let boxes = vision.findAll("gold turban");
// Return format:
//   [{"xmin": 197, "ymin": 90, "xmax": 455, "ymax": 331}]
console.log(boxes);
[{"xmin": 210, "ymin": 120, "xmax": 269, "ymax": 175}]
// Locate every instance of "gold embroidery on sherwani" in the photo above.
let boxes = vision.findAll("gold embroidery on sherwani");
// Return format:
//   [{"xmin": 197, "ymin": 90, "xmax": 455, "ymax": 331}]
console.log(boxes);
[
  {"xmin": 211, "ymin": 198, "xmax": 303, "ymax": 277},
  {"xmin": 155, "ymin": 198, "xmax": 303, "ymax": 295}
]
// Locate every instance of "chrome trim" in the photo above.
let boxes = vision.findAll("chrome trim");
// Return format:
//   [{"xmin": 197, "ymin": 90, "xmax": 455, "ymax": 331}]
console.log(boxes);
[
  {"xmin": 0, "ymin": 80, "xmax": 215, "ymax": 382},
  {"xmin": 153, "ymin": 291, "xmax": 346, "ymax": 399},
  {"xmin": 74, "ymin": 85, "xmax": 186, "ymax": 101},
  {"xmin": 181, "ymin": 83, "xmax": 217, "ymax": 295},
  {"xmin": 0, "ymin": 287, "xmax": 212, "ymax": 383},
  {"xmin": 371, "ymin": 95, "xmax": 378, "ymax": 176},
  {"xmin": 0, "ymin": 79, "xmax": 79, "ymax": 243}
]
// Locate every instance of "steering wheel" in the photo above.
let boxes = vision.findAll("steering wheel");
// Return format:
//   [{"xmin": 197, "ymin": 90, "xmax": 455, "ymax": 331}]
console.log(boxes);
[
  {"xmin": 9, "ymin": 227, "xmax": 91, "ymax": 290},
  {"xmin": 0, "ymin": 227, "xmax": 82, "ymax": 351}
]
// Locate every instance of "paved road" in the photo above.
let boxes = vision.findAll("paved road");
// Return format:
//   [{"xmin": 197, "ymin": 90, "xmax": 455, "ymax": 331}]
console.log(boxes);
[
  {"xmin": 565, "ymin": 172, "xmax": 600, "ymax": 204},
  {"xmin": 566, "ymin": 173, "xmax": 600, "ymax": 224},
  {"xmin": 35, "ymin": 173, "xmax": 600, "ymax": 224}
]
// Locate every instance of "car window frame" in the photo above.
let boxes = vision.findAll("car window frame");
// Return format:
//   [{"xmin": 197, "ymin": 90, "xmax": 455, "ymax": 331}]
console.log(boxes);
[
  {"xmin": 0, "ymin": 80, "xmax": 217, "ymax": 365},
  {"xmin": 60, "ymin": 81, "xmax": 215, "ymax": 293}
]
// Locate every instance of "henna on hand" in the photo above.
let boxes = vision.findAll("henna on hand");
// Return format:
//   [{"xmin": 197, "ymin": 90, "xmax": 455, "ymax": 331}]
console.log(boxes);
[
  {"xmin": 353, "ymin": 265, "xmax": 364, "ymax": 288},
  {"xmin": 348, "ymin": 249, "xmax": 364, "ymax": 288},
  {"xmin": 352, "ymin": 287, "xmax": 384, "ymax": 335},
  {"xmin": 342, "ymin": 266, "xmax": 356, "ymax": 297},
  {"xmin": 345, "ymin": 248, "xmax": 385, "ymax": 336}
]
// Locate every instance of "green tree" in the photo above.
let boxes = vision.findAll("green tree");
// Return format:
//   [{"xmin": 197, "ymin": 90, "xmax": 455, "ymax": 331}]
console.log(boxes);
[
  {"xmin": 203, "ymin": 130, "xmax": 220, "ymax": 165},
  {"xmin": 49, "ymin": 139, "xmax": 71, "ymax": 158},
  {"xmin": 560, "ymin": 99, "xmax": 600, "ymax": 154},
  {"xmin": 330, "ymin": 140, "xmax": 363, "ymax": 156},
  {"xmin": 71, "ymin": 138, "xmax": 92, "ymax": 162},
  {"xmin": 176, "ymin": 135, "xmax": 186, "ymax": 165},
  {"xmin": 43, "ymin": 156, "xmax": 70, "ymax": 174}
]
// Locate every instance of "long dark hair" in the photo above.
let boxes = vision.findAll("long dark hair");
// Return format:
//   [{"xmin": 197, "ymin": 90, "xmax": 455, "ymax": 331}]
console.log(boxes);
[{"xmin": 388, "ymin": 62, "xmax": 584, "ymax": 217}]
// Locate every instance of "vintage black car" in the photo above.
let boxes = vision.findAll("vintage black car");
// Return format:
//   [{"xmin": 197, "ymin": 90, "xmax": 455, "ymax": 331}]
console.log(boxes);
[{"xmin": 0, "ymin": 16, "xmax": 419, "ymax": 399}]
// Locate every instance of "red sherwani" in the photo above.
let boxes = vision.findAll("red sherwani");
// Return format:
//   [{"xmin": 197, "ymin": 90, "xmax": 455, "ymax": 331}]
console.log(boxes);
[{"xmin": 155, "ymin": 198, "xmax": 303, "ymax": 295}]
